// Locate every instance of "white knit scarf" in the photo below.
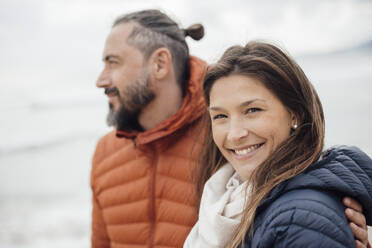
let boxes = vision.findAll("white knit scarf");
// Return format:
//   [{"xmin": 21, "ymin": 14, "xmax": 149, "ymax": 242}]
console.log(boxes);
[{"xmin": 184, "ymin": 163, "xmax": 250, "ymax": 248}]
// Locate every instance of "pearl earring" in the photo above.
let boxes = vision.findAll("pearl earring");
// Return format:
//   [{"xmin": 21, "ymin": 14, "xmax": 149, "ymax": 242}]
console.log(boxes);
[{"xmin": 293, "ymin": 124, "xmax": 298, "ymax": 129}]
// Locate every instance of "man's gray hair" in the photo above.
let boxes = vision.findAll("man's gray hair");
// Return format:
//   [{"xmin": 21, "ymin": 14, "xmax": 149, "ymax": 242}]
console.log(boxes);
[{"xmin": 113, "ymin": 9, "xmax": 192, "ymax": 95}]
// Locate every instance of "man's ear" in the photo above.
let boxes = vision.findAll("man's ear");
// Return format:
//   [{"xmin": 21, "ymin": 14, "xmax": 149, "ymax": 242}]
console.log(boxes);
[{"xmin": 149, "ymin": 48, "xmax": 172, "ymax": 80}]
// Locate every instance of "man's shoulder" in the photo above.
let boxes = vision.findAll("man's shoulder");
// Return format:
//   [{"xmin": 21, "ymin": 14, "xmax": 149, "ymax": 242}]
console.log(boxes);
[
  {"xmin": 97, "ymin": 129, "xmax": 118, "ymax": 142},
  {"xmin": 92, "ymin": 130, "xmax": 133, "ymax": 166},
  {"xmin": 97, "ymin": 130, "xmax": 132, "ymax": 146}
]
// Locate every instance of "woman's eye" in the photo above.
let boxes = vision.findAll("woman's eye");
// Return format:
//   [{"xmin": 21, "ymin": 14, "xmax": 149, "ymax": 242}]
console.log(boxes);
[
  {"xmin": 212, "ymin": 114, "xmax": 227, "ymax": 120},
  {"xmin": 245, "ymin": 108, "xmax": 261, "ymax": 114}
]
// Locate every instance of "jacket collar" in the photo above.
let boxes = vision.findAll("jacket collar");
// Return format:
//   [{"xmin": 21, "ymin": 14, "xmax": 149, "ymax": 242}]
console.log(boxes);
[{"xmin": 116, "ymin": 56, "xmax": 207, "ymax": 145}]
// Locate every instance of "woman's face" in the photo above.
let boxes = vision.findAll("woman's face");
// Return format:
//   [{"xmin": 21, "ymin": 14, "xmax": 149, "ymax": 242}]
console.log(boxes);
[{"xmin": 208, "ymin": 74, "xmax": 295, "ymax": 180}]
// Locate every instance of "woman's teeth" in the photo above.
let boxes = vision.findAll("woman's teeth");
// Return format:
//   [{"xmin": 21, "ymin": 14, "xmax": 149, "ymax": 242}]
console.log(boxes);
[{"xmin": 234, "ymin": 144, "xmax": 261, "ymax": 155}]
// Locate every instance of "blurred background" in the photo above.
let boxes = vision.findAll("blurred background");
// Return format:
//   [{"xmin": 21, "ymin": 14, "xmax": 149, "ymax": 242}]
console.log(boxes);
[{"xmin": 0, "ymin": 0, "xmax": 371, "ymax": 247}]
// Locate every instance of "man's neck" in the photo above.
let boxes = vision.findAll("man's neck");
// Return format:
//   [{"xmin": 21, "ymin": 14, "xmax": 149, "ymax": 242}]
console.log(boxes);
[{"xmin": 138, "ymin": 80, "xmax": 183, "ymax": 131}]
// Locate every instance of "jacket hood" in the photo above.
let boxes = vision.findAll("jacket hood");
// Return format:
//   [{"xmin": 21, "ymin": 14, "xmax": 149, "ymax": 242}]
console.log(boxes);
[
  {"xmin": 259, "ymin": 146, "xmax": 372, "ymax": 225},
  {"xmin": 116, "ymin": 56, "xmax": 207, "ymax": 145}
]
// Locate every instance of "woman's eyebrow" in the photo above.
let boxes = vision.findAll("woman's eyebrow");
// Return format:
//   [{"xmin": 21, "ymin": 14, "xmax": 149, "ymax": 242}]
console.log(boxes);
[
  {"xmin": 207, "ymin": 106, "xmax": 224, "ymax": 112},
  {"xmin": 240, "ymin": 99, "xmax": 265, "ymax": 108},
  {"xmin": 208, "ymin": 99, "xmax": 266, "ymax": 112}
]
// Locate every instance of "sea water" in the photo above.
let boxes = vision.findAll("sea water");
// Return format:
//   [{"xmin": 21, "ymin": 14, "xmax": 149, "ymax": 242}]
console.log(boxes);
[{"xmin": 0, "ymin": 48, "xmax": 371, "ymax": 247}]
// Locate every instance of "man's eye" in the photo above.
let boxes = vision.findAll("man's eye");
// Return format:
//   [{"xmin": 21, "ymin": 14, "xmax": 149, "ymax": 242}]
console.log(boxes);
[
  {"xmin": 108, "ymin": 60, "xmax": 118, "ymax": 65},
  {"xmin": 212, "ymin": 114, "xmax": 227, "ymax": 120}
]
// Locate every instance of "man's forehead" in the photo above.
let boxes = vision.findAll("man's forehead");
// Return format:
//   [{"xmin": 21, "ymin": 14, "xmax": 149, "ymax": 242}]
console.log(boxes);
[
  {"xmin": 107, "ymin": 23, "xmax": 134, "ymax": 43},
  {"xmin": 103, "ymin": 23, "xmax": 136, "ymax": 56}
]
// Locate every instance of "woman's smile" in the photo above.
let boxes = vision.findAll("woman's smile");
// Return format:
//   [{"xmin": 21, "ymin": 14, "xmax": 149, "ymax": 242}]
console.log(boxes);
[{"xmin": 228, "ymin": 142, "xmax": 265, "ymax": 160}]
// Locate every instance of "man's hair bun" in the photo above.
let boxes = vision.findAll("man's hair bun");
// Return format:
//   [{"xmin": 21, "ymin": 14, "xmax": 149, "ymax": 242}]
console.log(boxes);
[{"xmin": 183, "ymin": 24, "xmax": 204, "ymax": 41}]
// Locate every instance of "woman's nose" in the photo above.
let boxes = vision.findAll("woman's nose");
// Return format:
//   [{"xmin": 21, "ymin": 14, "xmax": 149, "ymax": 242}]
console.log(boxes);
[{"xmin": 227, "ymin": 121, "xmax": 249, "ymax": 142}]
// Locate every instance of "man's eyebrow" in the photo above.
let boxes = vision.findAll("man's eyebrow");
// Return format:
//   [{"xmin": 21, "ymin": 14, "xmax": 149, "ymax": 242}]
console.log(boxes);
[{"xmin": 103, "ymin": 54, "xmax": 120, "ymax": 62}]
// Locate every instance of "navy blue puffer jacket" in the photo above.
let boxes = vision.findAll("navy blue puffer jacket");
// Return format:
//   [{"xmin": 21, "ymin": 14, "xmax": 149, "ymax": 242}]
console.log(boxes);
[{"xmin": 242, "ymin": 146, "xmax": 372, "ymax": 248}]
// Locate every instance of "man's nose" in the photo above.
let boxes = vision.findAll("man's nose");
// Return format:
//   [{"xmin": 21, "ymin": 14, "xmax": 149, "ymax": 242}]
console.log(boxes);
[
  {"xmin": 227, "ymin": 121, "xmax": 249, "ymax": 142},
  {"xmin": 96, "ymin": 71, "xmax": 111, "ymax": 88}
]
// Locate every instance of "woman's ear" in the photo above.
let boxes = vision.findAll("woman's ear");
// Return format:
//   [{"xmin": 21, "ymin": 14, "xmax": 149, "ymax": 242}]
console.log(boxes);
[
  {"xmin": 290, "ymin": 113, "xmax": 299, "ymax": 130},
  {"xmin": 149, "ymin": 48, "xmax": 172, "ymax": 80}
]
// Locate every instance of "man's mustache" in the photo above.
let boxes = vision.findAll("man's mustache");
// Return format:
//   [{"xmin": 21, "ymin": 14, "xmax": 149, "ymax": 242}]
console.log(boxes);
[{"xmin": 105, "ymin": 87, "xmax": 120, "ymax": 96}]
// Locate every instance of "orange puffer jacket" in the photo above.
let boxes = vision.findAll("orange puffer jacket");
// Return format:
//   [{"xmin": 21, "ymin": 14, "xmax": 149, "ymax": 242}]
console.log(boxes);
[{"xmin": 91, "ymin": 57, "xmax": 207, "ymax": 248}]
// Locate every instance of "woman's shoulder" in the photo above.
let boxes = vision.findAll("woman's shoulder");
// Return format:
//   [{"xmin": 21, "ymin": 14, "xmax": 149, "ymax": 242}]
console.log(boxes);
[
  {"xmin": 262, "ymin": 188, "xmax": 346, "ymax": 224},
  {"xmin": 250, "ymin": 188, "xmax": 355, "ymax": 248}
]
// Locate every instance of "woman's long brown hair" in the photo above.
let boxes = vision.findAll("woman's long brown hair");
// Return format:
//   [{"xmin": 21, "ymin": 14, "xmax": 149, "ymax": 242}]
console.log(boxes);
[{"xmin": 196, "ymin": 41, "xmax": 325, "ymax": 247}]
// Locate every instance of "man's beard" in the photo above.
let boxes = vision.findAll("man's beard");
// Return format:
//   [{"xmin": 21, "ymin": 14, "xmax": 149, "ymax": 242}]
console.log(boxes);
[{"xmin": 106, "ymin": 70, "xmax": 155, "ymax": 132}]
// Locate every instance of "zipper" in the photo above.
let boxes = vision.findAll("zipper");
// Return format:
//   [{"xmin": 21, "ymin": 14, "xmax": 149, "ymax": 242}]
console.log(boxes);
[
  {"xmin": 131, "ymin": 136, "xmax": 137, "ymax": 148},
  {"xmin": 149, "ymin": 147, "xmax": 158, "ymax": 248}
]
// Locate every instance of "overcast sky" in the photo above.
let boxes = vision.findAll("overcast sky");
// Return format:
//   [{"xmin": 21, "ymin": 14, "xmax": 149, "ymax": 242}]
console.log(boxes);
[{"xmin": 1, "ymin": 0, "xmax": 372, "ymax": 97}]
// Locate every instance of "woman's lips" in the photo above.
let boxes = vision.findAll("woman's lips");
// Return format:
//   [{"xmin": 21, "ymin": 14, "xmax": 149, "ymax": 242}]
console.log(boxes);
[{"xmin": 229, "ymin": 143, "xmax": 264, "ymax": 160}]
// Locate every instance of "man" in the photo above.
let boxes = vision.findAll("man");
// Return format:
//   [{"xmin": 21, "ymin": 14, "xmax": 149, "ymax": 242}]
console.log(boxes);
[
  {"xmin": 91, "ymin": 9, "xmax": 206, "ymax": 248},
  {"xmin": 91, "ymin": 9, "xmax": 370, "ymax": 248}
]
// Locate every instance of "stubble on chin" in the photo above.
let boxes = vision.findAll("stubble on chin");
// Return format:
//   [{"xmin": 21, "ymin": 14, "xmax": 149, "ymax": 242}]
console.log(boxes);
[
  {"xmin": 106, "ymin": 102, "xmax": 143, "ymax": 132},
  {"xmin": 105, "ymin": 71, "xmax": 154, "ymax": 132},
  {"xmin": 106, "ymin": 103, "xmax": 117, "ymax": 127}
]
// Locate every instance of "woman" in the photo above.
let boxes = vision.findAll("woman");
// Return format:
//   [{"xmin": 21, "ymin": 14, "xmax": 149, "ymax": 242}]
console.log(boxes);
[{"xmin": 185, "ymin": 42, "xmax": 372, "ymax": 247}]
